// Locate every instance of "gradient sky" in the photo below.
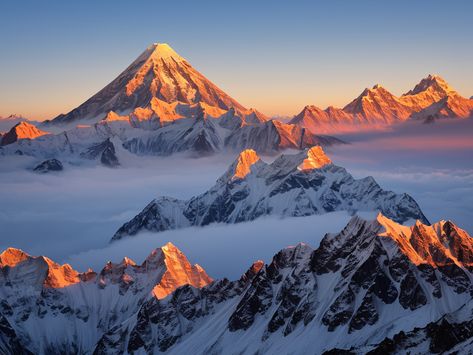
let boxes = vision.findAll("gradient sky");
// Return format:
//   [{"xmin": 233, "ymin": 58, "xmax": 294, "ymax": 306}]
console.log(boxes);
[{"xmin": 1, "ymin": 0, "xmax": 472, "ymax": 120}]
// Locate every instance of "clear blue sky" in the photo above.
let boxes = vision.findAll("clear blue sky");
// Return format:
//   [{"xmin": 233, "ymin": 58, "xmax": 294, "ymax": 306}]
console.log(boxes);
[{"xmin": 1, "ymin": 0, "xmax": 472, "ymax": 119}]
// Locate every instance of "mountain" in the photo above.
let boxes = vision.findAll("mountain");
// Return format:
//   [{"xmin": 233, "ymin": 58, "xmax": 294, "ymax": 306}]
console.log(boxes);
[
  {"xmin": 290, "ymin": 105, "xmax": 354, "ymax": 134},
  {"xmin": 290, "ymin": 75, "xmax": 473, "ymax": 133},
  {"xmin": 343, "ymin": 84, "xmax": 413, "ymax": 123},
  {"xmin": 2, "ymin": 215, "xmax": 472, "ymax": 353},
  {"xmin": 52, "ymin": 43, "xmax": 247, "ymax": 125},
  {"xmin": 357, "ymin": 298, "xmax": 473, "ymax": 354},
  {"xmin": 0, "ymin": 114, "xmax": 30, "ymax": 131},
  {"xmin": 95, "ymin": 214, "xmax": 473, "ymax": 354},
  {"xmin": 399, "ymin": 74, "xmax": 458, "ymax": 111},
  {"xmin": 0, "ymin": 44, "xmax": 343, "ymax": 165},
  {"xmin": 0, "ymin": 243, "xmax": 211, "ymax": 354},
  {"xmin": 112, "ymin": 146, "xmax": 427, "ymax": 241},
  {"xmin": 0, "ymin": 122, "xmax": 49, "ymax": 146},
  {"xmin": 409, "ymin": 93, "xmax": 473, "ymax": 122}
]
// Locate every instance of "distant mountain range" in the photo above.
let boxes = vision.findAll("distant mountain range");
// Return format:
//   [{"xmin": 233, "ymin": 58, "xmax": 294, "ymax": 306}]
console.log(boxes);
[
  {"xmin": 290, "ymin": 75, "xmax": 473, "ymax": 133},
  {"xmin": 1, "ymin": 43, "xmax": 471, "ymax": 168},
  {"xmin": 112, "ymin": 146, "xmax": 427, "ymax": 241},
  {"xmin": 1, "ymin": 214, "xmax": 473, "ymax": 353}
]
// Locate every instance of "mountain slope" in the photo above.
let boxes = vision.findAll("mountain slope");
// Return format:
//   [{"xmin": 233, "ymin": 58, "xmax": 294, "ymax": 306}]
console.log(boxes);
[
  {"xmin": 0, "ymin": 243, "xmax": 211, "ymax": 354},
  {"xmin": 0, "ymin": 43, "xmax": 344, "ymax": 164},
  {"xmin": 112, "ymin": 146, "xmax": 427, "ymax": 241},
  {"xmin": 96, "ymin": 214, "xmax": 473, "ymax": 354},
  {"xmin": 52, "ymin": 43, "xmax": 247, "ymax": 124},
  {"xmin": 343, "ymin": 84, "xmax": 413, "ymax": 123}
]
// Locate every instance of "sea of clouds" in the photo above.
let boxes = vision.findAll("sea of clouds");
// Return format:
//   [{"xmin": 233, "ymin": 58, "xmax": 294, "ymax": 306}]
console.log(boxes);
[{"xmin": 0, "ymin": 119, "xmax": 472, "ymax": 279}]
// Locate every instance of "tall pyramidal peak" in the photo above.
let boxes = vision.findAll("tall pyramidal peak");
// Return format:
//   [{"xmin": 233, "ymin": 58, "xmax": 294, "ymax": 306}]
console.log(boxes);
[
  {"xmin": 52, "ymin": 42, "xmax": 247, "ymax": 124},
  {"xmin": 153, "ymin": 242, "xmax": 213, "ymax": 299}
]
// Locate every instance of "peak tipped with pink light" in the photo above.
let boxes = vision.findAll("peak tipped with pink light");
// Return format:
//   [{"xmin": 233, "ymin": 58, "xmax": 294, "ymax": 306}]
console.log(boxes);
[
  {"xmin": 152, "ymin": 242, "xmax": 213, "ymax": 299},
  {"xmin": 297, "ymin": 146, "xmax": 332, "ymax": 171},
  {"xmin": 1, "ymin": 121, "xmax": 49, "ymax": 146},
  {"xmin": 231, "ymin": 149, "xmax": 261, "ymax": 180},
  {"xmin": 146, "ymin": 43, "xmax": 184, "ymax": 62}
]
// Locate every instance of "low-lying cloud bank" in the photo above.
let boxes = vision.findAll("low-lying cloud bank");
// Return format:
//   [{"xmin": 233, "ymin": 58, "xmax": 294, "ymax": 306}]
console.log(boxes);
[
  {"xmin": 66, "ymin": 212, "xmax": 357, "ymax": 279},
  {"xmin": 0, "ymin": 119, "xmax": 471, "ymax": 279}
]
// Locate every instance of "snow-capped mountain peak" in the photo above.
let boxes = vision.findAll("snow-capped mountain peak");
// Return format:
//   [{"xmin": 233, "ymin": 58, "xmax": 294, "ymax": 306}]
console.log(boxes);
[
  {"xmin": 225, "ymin": 148, "xmax": 262, "ymax": 181},
  {"xmin": 0, "ymin": 248, "xmax": 30, "ymax": 267},
  {"xmin": 51, "ymin": 42, "xmax": 247, "ymax": 124},
  {"xmin": 0, "ymin": 121, "xmax": 49, "ymax": 146},
  {"xmin": 0, "ymin": 247, "xmax": 80, "ymax": 289},
  {"xmin": 152, "ymin": 242, "xmax": 213, "ymax": 299},
  {"xmin": 404, "ymin": 74, "xmax": 456, "ymax": 97},
  {"xmin": 297, "ymin": 145, "xmax": 332, "ymax": 171},
  {"xmin": 147, "ymin": 42, "xmax": 184, "ymax": 62}
]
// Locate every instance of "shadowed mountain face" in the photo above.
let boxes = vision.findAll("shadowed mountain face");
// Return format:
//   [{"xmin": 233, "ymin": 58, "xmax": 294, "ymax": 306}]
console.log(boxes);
[
  {"xmin": 98, "ymin": 214, "xmax": 473, "ymax": 354},
  {"xmin": 112, "ymin": 146, "xmax": 427, "ymax": 241},
  {"xmin": 2, "ymin": 215, "xmax": 472, "ymax": 353},
  {"xmin": 291, "ymin": 75, "xmax": 473, "ymax": 133}
]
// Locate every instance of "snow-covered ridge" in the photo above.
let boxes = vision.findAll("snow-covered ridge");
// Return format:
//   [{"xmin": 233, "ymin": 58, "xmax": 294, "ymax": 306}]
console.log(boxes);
[
  {"xmin": 0, "ymin": 242, "xmax": 212, "ymax": 354},
  {"xmin": 112, "ymin": 146, "xmax": 427, "ymax": 241},
  {"xmin": 2, "ymin": 215, "xmax": 473, "ymax": 353},
  {"xmin": 96, "ymin": 214, "xmax": 473, "ymax": 354}
]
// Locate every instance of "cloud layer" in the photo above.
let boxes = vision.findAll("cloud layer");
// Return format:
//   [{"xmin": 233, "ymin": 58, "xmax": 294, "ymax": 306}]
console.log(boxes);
[{"xmin": 0, "ymin": 120, "xmax": 471, "ymax": 279}]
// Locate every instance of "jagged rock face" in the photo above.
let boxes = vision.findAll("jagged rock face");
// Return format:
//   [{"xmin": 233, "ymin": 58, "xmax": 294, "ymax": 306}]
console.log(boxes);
[
  {"xmin": 81, "ymin": 138, "xmax": 119, "ymax": 167},
  {"xmin": 95, "ymin": 215, "xmax": 473, "ymax": 354},
  {"xmin": 224, "ymin": 119, "xmax": 343, "ymax": 153},
  {"xmin": 0, "ymin": 243, "xmax": 211, "ymax": 354},
  {"xmin": 52, "ymin": 43, "xmax": 247, "ymax": 125},
  {"xmin": 290, "ymin": 75, "xmax": 473, "ymax": 133},
  {"xmin": 0, "ymin": 122, "xmax": 49, "ymax": 146},
  {"xmin": 33, "ymin": 158, "xmax": 63, "ymax": 173},
  {"xmin": 112, "ymin": 146, "xmax": 427, "ymax": 241},
  {"xmin": 122, "ymin": 116, "xmax": 222, "ymax": 156}
]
